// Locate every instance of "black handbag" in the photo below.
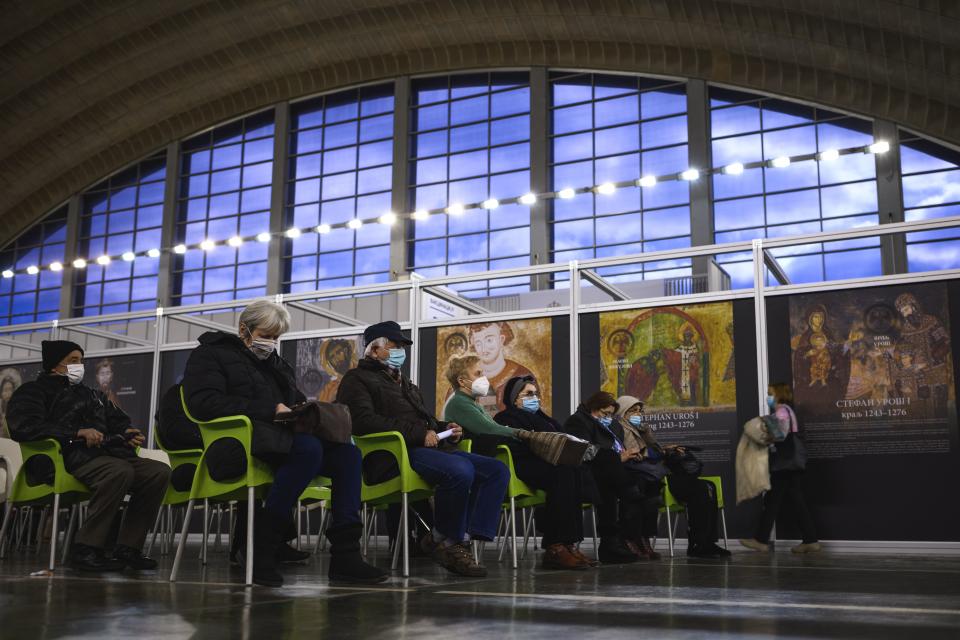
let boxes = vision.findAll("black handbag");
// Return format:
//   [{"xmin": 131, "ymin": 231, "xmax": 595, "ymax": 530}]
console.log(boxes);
[
  {"xmin": 274, "ymin": 401, "xmax": 353, "ymax": 444},
  {"xmin": 665, "ymin": 446, "xmax": 704, "ymax": 476},
  {"xmin": 770, "ymin": 431, "xmax": 808, "ymax": 472},
  {"xmin": 624, "ymin": 458, "xmax": 670, "ymax": 482}
]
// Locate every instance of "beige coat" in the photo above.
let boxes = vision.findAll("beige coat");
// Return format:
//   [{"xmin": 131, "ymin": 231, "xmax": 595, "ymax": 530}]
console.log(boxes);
[{"xmin": 736, "ymin": 417, "xmax": 771, "ymax": 504}]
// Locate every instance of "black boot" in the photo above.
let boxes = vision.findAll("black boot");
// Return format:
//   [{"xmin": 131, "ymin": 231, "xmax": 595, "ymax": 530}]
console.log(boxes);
[
  {"xmin": 326, "ymin": 524, "xmax": 389, "ymax": 584},
  {"xmin": 252, "ymin": 511, "xmax": 284, "ymax": 587},
  {"xmin": 598, "ymin": 536, "xmax": 639, "ymax": 564},
  {"xmin": 70, "ymin": 543, "xmax": 125, "ymax": 572}
]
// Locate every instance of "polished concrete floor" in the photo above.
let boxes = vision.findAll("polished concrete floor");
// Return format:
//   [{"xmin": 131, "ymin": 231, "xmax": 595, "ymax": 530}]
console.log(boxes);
[{"xmin": 1, "ymin": 539, "xmax": 959, "ymax": 640}]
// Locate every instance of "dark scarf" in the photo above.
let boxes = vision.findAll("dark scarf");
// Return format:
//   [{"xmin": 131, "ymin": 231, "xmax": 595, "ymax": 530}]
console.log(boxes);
[{"xmin": 494, "ymin": 405, "xmax": 562, "ymax": 433}]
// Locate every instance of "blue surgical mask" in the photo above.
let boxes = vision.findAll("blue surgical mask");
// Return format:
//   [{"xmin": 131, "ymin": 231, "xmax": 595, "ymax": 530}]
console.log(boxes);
[
  {"xmin": 628, "ymin": 415, "xmax": 642, "ymax": 427},
  {"xmin": 598, "ymin": 415, "xmax": 613, "ymax": 428},
  {"xmin": 521, "ymin": 396, "xmax": 540, "ymax": 413},
  {"xmin": 766, "ymin": 394, "xmax": 776, "ymax": 411},
  {"xmin": 386, "ymin": 348, "xmax": 406, "ymax": 369}
]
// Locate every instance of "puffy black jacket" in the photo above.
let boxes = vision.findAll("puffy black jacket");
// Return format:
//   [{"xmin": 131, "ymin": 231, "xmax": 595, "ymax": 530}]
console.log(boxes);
[
  {"xmin": 156, "ymin": 383, "xmax": 202, "ymax": 450},
  {"xmin": 563, "ymin": 404, "xmax": 619, "ymax": 451},
  {"xmin": 6, "ymin": 373, "xmax": 134, "ymax": 473},
  {"xmin": 182, "ymin": 331, "xmax": 305, "ymax": 459},
  {"xmin": 336, "ymin": 357, "xmax": 450, "ymax": 481}
]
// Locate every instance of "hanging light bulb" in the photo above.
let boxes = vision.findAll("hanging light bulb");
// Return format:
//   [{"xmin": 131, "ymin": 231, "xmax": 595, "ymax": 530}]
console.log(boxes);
[
  {"xmin": 818, "ymin": 149, "xmax": 839, "ymax": 162},
  {"xmin": 316, "ymin": 223, "xmax": 331, "ymax": 234},
  {"xmin": 770, "ymin": 156, "xmax": 791, "ymax": 168},
  {"xmin": 199, "ymin": 239, "xmax": 216, "ymax": 251},
  {"xmin": 595, "ymin": 182, "xmax": 616, "ymax": 195},
  {"xmin": 347, "ymin": 218, "xmax": 363, "ymax": 229},
  {"xmin": 519, "ymin": 193, "xmax": 537, "ymax": 205},
  {"xmin": 96, "ymin": 255, "xmax": 112, "ymax": 265},
  {"xmin": 26, "ymin": 265, "xmax": 39, "ymax": 275},
  {"xmin": 446, "ymin": 203, "xmax": 465, "ymax": 215},
  {"xmin": 285, "ymin": 228, "xmax": 301, "ymax": 239},
  {"xmin": 722, "ymin": 162, "xmax": 744, "ymax": 175},
  {"xmin": 412, "ymin": 209, "xmax": 430, "ymax": 220},
  {"xmin": 558, "ymin": 187, "xmax": 576, "ymax": 199},
  {"xmin": 121, "ymin": 251, "xmax": 136, "ymax": 262},
  {"xmin": 73, "ymin": 258, "xmax": 87, "ymax": 269},
  {"xmin": 173, "ymin": 244, "xmax": 187, "ymax": 254},
  {"xmin": 227, "ymin": 236, "xmax": 244, "ymax": 247},
  {"xmin": 868, "ymin": 140, "xmax": 890, "ymax": 154},
  {"xmin": 680, "ymin": 168, "xmax": 700, "ymax": 181},
  {"xmin": 1, "ymin": 269, "xmax": 13, "ymax": 278},
  {"xmin": 379, "ymin": 212, "xmax": 397, "ymax": 225},
  {"xmin": 147, "ymin": 248, "xmax": 161, "ymax": 258},
  {"xmin": 481, "ymin": 198, "xmax": 500, "ymax": 210},
  {"xmin": 637, "ymin": 175, "xmax": 657, "ymax": 188},
  {"xmin": 49, "ymin": 261, "xmax": 63, "ymax": 272}
]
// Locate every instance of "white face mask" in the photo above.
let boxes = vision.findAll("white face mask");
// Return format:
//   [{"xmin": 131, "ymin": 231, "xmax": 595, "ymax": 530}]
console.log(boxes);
[
  {"xmin": 470, "ymin": 376, "xmax": 491, "ymax": 398},
  {"xmin": 64, "ymin": 363, "xmax": 85, "ymax": 385},
  {"xmin": 249, "ymin": 338, "xmax": 276, "ymax": 360}
]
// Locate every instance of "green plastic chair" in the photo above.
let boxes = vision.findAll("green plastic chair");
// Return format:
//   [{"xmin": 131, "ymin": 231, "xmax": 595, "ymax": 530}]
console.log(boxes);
[
  {"xmin": 494, "ymin": 444, "xmax": 545, "ymax": 569},
  {"xmin": 170, "ymin": 386, "xmax": 276, "ymax": 585},
  {"xmin": 353, "ymin": 431, "xmax": 433, "ymax": 577},
  {"xmin": 660, "ymin": 475, "xmax": 728, "ymax": 557},
  {"xmin": 0, "ymin": 438, "xmax": 91, "ymax": 571}
]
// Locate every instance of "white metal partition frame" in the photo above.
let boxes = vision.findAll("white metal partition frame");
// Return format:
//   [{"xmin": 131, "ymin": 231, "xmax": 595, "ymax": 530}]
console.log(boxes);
[{"xmin": 2, "ymin": 215, "xmax": 960, "ymax": 448}]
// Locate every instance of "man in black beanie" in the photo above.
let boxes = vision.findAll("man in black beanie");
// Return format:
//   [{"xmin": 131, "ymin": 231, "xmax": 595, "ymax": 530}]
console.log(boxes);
[{"xmin": 5, "ymin": 340, "xmax": 170, "ymax": 572}]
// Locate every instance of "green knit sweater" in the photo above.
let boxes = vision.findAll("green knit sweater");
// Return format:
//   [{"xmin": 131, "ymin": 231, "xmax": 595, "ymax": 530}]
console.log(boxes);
[{"xmin": 443, "ymin": 390, "xmax": 519, "ymax": 440}]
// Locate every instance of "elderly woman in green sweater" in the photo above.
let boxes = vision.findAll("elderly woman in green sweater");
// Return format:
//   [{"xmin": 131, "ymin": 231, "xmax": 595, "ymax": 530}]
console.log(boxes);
[{"xmin": 443, "ymin": 354, "xmax": 592, "ymax": 571}]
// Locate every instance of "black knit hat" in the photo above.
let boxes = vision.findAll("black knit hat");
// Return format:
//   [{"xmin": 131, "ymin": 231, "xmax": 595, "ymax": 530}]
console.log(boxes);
[
  {"xmin": 503, "ymin": 375, "xmax": 537, "ymax": 409},
  {"xmin": 41, "ymin": 340, "xmax": 84, "ymax": 371}
]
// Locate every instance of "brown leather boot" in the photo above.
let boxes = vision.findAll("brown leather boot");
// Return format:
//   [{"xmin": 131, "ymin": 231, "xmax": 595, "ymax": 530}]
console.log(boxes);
[
  {"xmin": 566, "ymin": 544, "xmax": 598, "ymax": 568},
  {"xmin": 542, "ymin": 543, "xmax": 589, "ymax": 570}
]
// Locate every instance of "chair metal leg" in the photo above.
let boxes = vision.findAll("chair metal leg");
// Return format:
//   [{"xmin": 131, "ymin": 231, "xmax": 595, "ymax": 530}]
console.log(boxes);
[
  {"xmin": 720, "ymin": 508, "xmax": 728, "ymax": 548},
  {"xmin": 214, "ymin": 504, "xmax": 223, "ymax": 552},
  {"xmin": 401, "ymin": 493, "xmax": 410, "ymax": 578},
  {"xmin": 665, "ymin": 506, "xmax": 675, "ymax": 557},
  {"xmin": 509, "ymin": 496, "xmax": 518, "ymax": 570},
  {"xmin": 0, "ymin": 502, "xmax": 14, "ymax": 558},
  {"xmin": 169, "ymin": 499, "xmax": 195, "ymax": 582},
  {"xmin": 498, "ymin": 508, "xmax": 512, "ymax": 562},
  {"xmin": 590, "ymin": 506, "xmax": 599, "ymax": 560},
  {"xmin": 245, "ymin": 487, "xmax": 255, "ymax": 586},
  {"xmin": 296, "ymin": 501, "xmax": 303, "ymax": 550},
  {"xmin": 391, "ymin": 509, "xmax": 402, "ymax": 571},
  {"xmin": 201, "ymin": 499, "xmax": 210, "ymax": 564},
  {"xmin": 47, "ymin": 494, "xmax": 61, "ymax": 571},
  {"xmin": 361, "ymin": 504, "xmax": 369, "ymax": 556},
  {"xmin": 61, "ymin": 505, "xmax": 79, "ymax": 564},
  {"xmin": 227, "ymin": 502, "xmax": 235, "ymax": 554},
  {"xmin": 146, "ymin": 505, "xmax": 163, "ymax": 557}
]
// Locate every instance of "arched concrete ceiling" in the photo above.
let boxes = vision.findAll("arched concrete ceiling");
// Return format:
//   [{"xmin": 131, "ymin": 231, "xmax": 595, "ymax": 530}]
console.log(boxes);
[{"xmin": 1, "ymin": 0, "xmax": 958, "ymax": 245}]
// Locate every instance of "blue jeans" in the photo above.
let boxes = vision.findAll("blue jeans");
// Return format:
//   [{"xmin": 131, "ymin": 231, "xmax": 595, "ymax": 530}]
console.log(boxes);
[
  {"xmin": 408, "ymin": 448, "xmax": 509, "ymax": 542},
  {"xmin": 264, "ymin": 433, "xmax": 362, "ymax": 529}
]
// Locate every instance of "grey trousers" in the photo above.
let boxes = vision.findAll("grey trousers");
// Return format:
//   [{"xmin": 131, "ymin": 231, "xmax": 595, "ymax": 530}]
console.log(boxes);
[{"xmin": 70, "ymin": 455, "xmax": 170, "ymax": 550}]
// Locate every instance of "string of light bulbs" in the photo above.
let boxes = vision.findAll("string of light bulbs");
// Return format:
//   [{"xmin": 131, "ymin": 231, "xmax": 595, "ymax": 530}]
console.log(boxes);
[{"xmin": 1, "ymin": 139, "xmax": 892, "ymax": 279}]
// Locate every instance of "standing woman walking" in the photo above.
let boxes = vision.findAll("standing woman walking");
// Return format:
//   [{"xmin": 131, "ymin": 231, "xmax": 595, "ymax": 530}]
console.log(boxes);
[{"xmin": 740, "ymin": 382, "xmax": 821, "ymax": 554}]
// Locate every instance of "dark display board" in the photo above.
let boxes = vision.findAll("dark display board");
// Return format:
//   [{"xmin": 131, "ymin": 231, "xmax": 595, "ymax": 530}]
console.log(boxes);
[
  {"xmin": 82, "ymin": 353, "xmax": 154, "ymax": 431},
  {"xmin": 767, "ymin": 281, "xmax": 960, "ymax": 541}
]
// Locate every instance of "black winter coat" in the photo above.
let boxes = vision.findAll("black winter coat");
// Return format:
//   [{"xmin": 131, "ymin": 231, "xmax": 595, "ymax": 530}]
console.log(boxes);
[
  {"xmin": 182, "ymin": 331, "xmax": 305, "ymax": 458},
  {"xmin": 336, "ymin": 357, "xmax": 450, "ymax": 481},
  {"xmin": 6, "ymin": 373, "xmax": 134, "ymax": 473},
  {"xmin": 563, "ymin": 405, "xmax": 620, "ymax": 451}
]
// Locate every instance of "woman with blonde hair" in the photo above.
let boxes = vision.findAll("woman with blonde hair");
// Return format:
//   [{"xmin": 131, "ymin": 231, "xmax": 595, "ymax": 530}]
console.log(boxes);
[{"xmin": 740, "ymin": 382, "xmax": 820, "ymax": 554}]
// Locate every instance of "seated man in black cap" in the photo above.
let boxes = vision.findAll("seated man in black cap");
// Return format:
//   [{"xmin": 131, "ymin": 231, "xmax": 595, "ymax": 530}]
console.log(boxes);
[
  {"xmin": 5, "ymin": 340, "xmax": 170, "ymax": 571},
  {"xmin": 337, "ymin": 321, "xmax": 510, "ymax": 577}
]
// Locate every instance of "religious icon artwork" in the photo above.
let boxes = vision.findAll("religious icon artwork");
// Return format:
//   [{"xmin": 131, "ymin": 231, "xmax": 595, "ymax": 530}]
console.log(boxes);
[
  {"xmin": 435, "ymin": 318, "xmax": 553, "ymax": 418},
  {"xmin": 293, "ymin": 336, "xmax": 363, "ymax": 403},
  {"xmin": 789, "ymin": 284, "xmax": 955, "ymax": 429},
  {"xmin": 599, "ymin": 302, "xmax": 737, "ymax": 410}
]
